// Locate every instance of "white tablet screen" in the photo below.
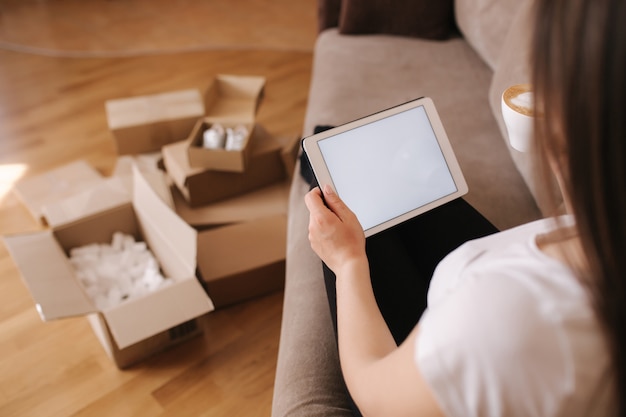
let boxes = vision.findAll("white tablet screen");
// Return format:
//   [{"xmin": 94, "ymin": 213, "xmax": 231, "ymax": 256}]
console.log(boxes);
[{"xmin": 317, "ymin": 105, "xmax": 458, "ymax": 232}]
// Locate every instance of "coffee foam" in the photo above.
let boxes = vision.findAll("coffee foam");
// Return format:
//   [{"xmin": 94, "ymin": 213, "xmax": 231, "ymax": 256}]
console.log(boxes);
[{"xmin": 503, "ymin": 84, "xmax": 534, "ymax": 116}]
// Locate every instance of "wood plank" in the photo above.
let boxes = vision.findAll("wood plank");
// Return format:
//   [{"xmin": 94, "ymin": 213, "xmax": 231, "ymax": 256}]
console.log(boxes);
[{"xmin": 0, "ymin": 0, "xmax": 317, "ymax": 55}]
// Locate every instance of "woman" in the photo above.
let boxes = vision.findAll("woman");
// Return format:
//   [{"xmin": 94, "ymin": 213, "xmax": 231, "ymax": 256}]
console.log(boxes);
[{"xmin": 304, "ymin": 0, "xmax": 625, "ymax": 415}]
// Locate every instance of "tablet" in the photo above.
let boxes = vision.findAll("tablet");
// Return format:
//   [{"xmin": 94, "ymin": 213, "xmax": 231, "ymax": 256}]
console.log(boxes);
[{"xmin": 302, "ymin": 97, "xmax": 467, "ymax": 237}]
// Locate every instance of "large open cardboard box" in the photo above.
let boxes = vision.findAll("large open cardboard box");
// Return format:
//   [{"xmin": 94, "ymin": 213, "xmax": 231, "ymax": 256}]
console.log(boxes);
[
  {"xmin": 163, "ymin": 125, "xmax": 287, "ymax": 207},
  {"xmin": 4, "ymin": 168, "xmax": 215, "ymax": 368},
  {"xmin": 187, "ymin": 75, "xmax": 265, "ymax": 173},
  {"xmin": 6, "ymin": 160, "xmax": 291, "ymax": 365},
  {"xmin": 106, "ymin": 89, "xmax": 205, "ymax": 155}
]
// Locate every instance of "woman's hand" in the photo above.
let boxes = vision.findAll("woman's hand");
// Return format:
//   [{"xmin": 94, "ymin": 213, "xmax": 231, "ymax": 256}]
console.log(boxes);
[{"xmin": 304, "ymin": 185, "xmax": 367, "ymax": 274}]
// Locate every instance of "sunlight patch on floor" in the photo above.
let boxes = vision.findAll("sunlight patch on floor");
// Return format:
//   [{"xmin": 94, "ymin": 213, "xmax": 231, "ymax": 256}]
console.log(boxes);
[{"xmin": 0, "ymin": 163, "xmax": 28, "ymax": 203}]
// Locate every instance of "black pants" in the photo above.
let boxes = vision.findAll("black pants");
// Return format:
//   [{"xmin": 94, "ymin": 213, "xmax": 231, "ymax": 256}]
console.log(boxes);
[{"xmin": 322, "ymin": 198, "xmax": 498, "ymax": 416}]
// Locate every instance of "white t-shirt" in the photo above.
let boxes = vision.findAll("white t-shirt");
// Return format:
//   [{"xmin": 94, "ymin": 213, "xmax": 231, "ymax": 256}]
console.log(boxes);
[{"xmin": 415, "ymin": 217, "xmax": 616, "ymax": 417}]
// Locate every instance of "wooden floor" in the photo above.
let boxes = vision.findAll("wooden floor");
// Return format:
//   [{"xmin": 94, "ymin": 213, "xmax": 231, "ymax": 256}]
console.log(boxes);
[{"xmin": 0, "ymin": 1, "xmax": 316, "ymax": 416}]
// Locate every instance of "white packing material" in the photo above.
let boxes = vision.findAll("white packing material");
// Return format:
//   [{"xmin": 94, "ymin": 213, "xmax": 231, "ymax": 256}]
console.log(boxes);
[{"xmin": 70, "ymin": 232, "xmax": 171, "ymax": 310}]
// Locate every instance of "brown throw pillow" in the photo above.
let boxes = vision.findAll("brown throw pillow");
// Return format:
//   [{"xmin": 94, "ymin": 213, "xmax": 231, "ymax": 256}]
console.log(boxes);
[
  {"xmin": 338, "ymin": 0, "xmax": 456, "ymax": 40},
  {"xmin": 318, "ymin": 0, "xmax": 341, "ymax": 32}
]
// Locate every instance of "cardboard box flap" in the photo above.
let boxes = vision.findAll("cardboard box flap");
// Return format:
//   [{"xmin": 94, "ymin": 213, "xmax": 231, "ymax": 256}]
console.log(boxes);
[
  {"xmin": 102, "ymin": 277, "xmax": 213, "ymax": 349},
  {"xmin": 111, "ymin": 155, "xmax": 176, "ymax": 209},
  {"xmin": 126, "ymin": 169, "xmax": 174, "ymax": 210},
  {"xmin": 162, "ymin": 140, "xmax": 206, "ymax": 189},
  {"xmin": 161, "ymin": 141, "xmax": 189, "ymax": 193},
  {"xmin": 281, "ymin": 134, "xmax": 302, "ymax": 178},
  {"xmin": 143, "ymin": 170, "xmax": 174, "ymax": 208},
  {"xmin": 204, "ymin": 75, "xmax": 265, "ymax": 124},
  {"xmin": 42, "ymin": 177, "xmax": 131, "ymax": 228},
  {"xmin": 132, "ymin": 167, "xmax": 196, "ymax": 279},
  {"xmin": 197, "ymin": 215, "xmax": 287, "ymax": 281},
  {"xmin": 112, "ymin": 153, "xmax": 163, "ymax": 176},
  {"xmin": 3, "ymin": 231, "xmax": 95, "ymax": 320},
  {"xmin": 105, "ymin": 89, "xmax": 204, "ymax": 129},
  {"xmin": 14, "ymin": 160, "xmax": 105, "ymax": 223},
  {"xmin": 112, "ymin": 155, "xmax": 173, "ymax": 205}
]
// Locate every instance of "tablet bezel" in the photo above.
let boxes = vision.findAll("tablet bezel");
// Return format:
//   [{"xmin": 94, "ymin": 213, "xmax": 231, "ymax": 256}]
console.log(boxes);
[{"xmin": 302, "ymin": 97, "xmax": 468, "ymax": 237}]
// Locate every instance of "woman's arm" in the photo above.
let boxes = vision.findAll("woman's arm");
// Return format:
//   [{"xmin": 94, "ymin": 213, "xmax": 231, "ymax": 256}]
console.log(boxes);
[{"xmin": 305, "ymin": 186, "xmax": 444, "ymax": 417}]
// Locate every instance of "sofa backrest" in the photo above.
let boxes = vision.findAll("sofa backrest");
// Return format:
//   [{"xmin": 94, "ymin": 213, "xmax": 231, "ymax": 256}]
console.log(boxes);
[
  {"xmin": 454, "ymin": 0, "xmax": 524, "ymax": 71},
  {"xmin": 459, "ymin": 0, "xmax": 559, "ymax": 215},
  {"xmin": 487, "ymin": 0, "xmax": 561, "ymax": 216}
]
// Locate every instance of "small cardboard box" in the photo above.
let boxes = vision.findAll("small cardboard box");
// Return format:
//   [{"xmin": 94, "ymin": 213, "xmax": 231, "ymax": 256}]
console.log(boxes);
[
  {"xmin": 4, "ymin": 168, "xmax": 215, "ymax": 368},
  {"xmin": 106, "ymin": 89, "xmax": 205, "ymax": 155},
  {"xmin": 187, "ymin": 118, "xmax": 254, "ymax": 173},
  {"xmin": 163, "ymin": 125, "xmax": 287, "ymax": 207},
  {"xmin": 187, "ymin": 75, "xmax": 265, "ymax": 172}
]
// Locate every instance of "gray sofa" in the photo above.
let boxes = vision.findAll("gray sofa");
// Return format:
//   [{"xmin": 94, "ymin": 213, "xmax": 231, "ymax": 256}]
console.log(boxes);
[{"xmin": 272, "ymin": 1, "xmax": 544, "ymax": 415}]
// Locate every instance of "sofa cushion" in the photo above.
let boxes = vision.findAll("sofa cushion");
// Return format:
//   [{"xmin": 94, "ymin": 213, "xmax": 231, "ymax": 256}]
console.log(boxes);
[
  {"xmin": 455, "ymin": 0, "xmax": 525, "ymax": 70},
  {"xmin": 338, "ymin": 0, "xmax": 456, "ymax": 40}
]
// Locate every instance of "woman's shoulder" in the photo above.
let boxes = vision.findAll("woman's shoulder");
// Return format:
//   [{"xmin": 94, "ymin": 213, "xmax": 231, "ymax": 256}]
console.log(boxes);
[
  {"xmin": 428, "ymin": 216, "xmax": 579, "ymax": 303},
  {"xmin": 415, "ymin": 272, "xmax": 609, "ymax": 416},
  {"xmin": 415, "ymin": 217, "xmax": 612, "ymax": 417},
  {"xmin": 422, "ymin": 215, "xmax": 595, "ymax": 376}
]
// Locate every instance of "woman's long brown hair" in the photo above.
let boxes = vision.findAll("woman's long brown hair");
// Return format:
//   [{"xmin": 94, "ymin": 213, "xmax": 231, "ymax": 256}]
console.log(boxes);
[{"xmin": 532, "ymin": 0, "xmax": 626, "ymax": 413}]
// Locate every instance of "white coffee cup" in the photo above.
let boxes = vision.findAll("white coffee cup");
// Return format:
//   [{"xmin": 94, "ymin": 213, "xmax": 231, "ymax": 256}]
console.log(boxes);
[{"xmin": 501, "ymin": 84, "xmax": 534, "ymax": 152}]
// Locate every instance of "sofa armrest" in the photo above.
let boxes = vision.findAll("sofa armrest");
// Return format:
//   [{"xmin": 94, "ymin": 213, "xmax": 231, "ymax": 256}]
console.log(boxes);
[{"xmin": 271, "ymin": 167, "xmax": 353, "ymax": 417}]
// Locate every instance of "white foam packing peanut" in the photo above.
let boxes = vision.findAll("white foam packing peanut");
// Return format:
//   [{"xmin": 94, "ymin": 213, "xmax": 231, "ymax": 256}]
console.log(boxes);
[
  {"xmin": 202, "ymin": 123, "xmax": 226, "ymax": 149},
  {"xmin": 225, "ymin": 125, "xmax": 248, "ymax": 151},
  {"xmin": 70, "ymin": 232, "xmax": 170, "ymax": 310},
  {"xmin": 202, "ymin": 123, "xmax": 248, "ymax": 151}
]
